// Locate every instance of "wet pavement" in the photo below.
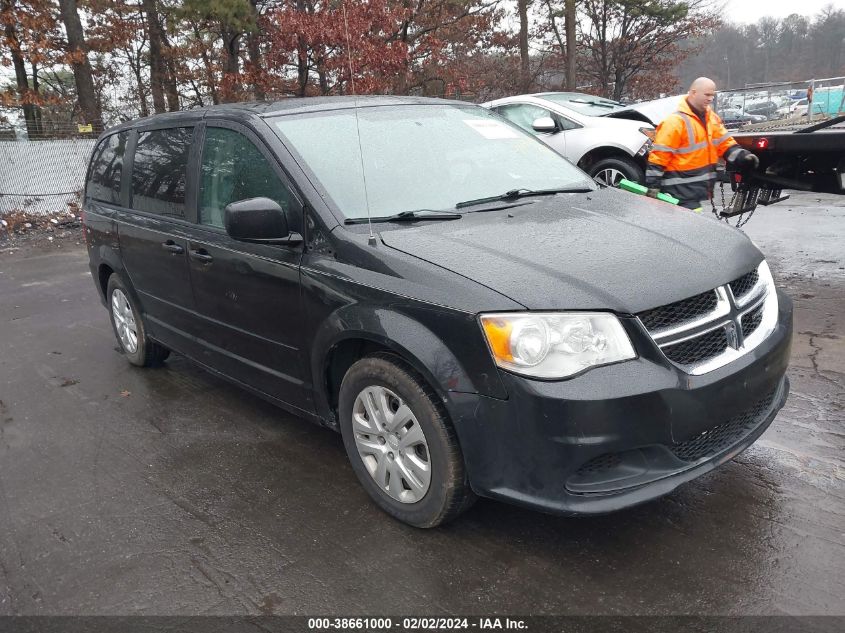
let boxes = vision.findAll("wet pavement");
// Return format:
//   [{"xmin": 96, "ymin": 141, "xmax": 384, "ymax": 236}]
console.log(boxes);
[{"xmin": 0, "ymin": 192, "xmax": 843, "ymax": 617}]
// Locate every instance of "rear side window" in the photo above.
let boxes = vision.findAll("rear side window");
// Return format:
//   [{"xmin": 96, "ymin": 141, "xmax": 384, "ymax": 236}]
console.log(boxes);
[
  {"xmin": 199, "ymin": 127, "xmax": 296, "ymax": 229},
  {"xmin": 87, "ymin": 132, "xmax": 128, "ymax": 204},
  {"xmin": 131, "ymin": 127, "xmax": 193, "ymax": 217}
]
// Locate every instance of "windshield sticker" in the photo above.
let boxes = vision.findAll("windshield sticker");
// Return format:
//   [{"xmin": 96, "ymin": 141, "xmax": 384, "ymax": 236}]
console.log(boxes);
[{"xmin": 463, "ymin": 119, "xmax": 520, "ymax": 139}]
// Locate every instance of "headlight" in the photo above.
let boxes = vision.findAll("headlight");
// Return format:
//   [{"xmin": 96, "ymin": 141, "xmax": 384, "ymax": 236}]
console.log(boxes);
[
  {"xmin": 479, "ymin": 312, "xmax": 636, "ymax": 379},
  {"xmin": 639, "ymin": 127, "xmax": 655, "ymax": 141}
]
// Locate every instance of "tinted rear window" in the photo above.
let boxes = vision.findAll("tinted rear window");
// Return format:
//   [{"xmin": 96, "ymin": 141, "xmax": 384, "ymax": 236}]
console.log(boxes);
[
  {"xmin": 87, "ymin": 132, "xmax": 128, "ymax": 204},
  {"xmin": 131, "ymin": 127, "xmax": 193, "ymax": 217}
]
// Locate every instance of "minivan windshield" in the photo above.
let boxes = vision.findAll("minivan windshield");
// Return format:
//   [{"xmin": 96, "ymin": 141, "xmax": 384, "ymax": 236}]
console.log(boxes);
[{"xmin": 270, "ymin": 104, "xmax": 594, "ymax": 220}]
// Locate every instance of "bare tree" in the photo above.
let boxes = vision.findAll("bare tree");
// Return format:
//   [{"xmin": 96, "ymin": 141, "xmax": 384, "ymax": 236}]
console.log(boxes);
[
  {"xmin": 1, "ymin": 0, "xmax": 44, "ymax": 137},
  {"xmin": 577, "ymin": 0, "xmax": 720, "ymax": 100}
]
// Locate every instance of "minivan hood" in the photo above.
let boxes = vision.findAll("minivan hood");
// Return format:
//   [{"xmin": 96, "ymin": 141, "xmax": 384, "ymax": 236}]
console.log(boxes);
[{"xmin": 379, "ymin": 188, "xmax": 761, "ymax": 313}]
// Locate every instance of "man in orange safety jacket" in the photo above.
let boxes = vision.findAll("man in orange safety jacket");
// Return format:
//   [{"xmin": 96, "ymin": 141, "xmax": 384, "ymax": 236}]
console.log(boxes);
[{"xmin": 646, "ymin": 77, "xmax": 759, "ymax": 212}]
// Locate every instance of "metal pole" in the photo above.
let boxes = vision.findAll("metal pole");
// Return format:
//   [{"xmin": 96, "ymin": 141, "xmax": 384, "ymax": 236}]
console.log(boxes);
[{"xmin": 809, "ymin": 79, "xmax": 816, "ymax": 122}]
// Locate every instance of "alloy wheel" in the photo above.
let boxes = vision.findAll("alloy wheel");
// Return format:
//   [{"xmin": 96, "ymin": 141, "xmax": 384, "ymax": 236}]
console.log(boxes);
[
  {"xmin": 351, "ymin": 385, "xmax": 431, "ymax": 503},
  {"xmin": 594, "ymin": 167, "xmax": 625, "ymax": 187},
  {"xmin": 111, "ymin": 289, "xmax": 138, "ymax": 354}
]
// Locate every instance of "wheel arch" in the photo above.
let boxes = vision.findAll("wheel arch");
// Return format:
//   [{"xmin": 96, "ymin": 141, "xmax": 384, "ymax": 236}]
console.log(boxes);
[
  {"xmin": 100, "ymin": 264, "xmax": 148, "ymax": 324},
  {"xmin": 312, "ymin": 307, "xmax": 506, "ymax": 430},
  {"xmin": 92, "ymin": 243, "xmax": 126, "ymax": 305},
  {"xmin": 577, "ymin": 145, "xmax": 641, "ymax": 173},
  {"xmin": 98, "ymin": 263, "xmax": 115, "ymax": 300}
]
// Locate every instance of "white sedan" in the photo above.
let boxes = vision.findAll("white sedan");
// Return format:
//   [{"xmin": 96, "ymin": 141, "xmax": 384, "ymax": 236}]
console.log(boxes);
[{"xmin": 482, "ymin": 92, "xmax": 655, "ymax": 187}]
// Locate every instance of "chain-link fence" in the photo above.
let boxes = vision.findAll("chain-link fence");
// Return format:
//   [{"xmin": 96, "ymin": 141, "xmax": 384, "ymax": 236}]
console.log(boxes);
[
  {"xmin": 0, "ymin": 136, "xmax": 96, "ymax": 217},
  {"xmin": 715, "ymin": 76, "xmax": 845, "ymax": 131}
]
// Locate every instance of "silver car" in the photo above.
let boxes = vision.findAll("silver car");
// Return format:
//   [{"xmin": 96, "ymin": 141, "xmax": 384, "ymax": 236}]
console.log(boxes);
[{"xmin": 482, "ymin": 92, "xmax": 654, "ymax": 187}]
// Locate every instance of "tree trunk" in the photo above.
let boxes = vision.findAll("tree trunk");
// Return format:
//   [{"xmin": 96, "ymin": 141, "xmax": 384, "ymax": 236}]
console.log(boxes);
[
  {"xmin": 3, "ymin": 10, "xmax": 42, "ymax": 139},
  {"xmin": 220, "ymin": 27, "xmax": 241, "ymax": 102},
  {"xmin": 128, "ymin": 47, "xmax": 150, "ymax": 118},
  {"xmin": 296, "ymin": 36, "xmax": 309, "ymax": 96},
  {"xmin": 57, "ymin": 0, "xmax": 102, "ymax": 131},
  {"xmin": 141, "ymin": 0, "xmax": 167, "ymax": 113},
  {"xmin": 30, "ymin": 62, "xmax": 43, "ymax": 134},
  {"xmin": 164, "ymin": 56, "xmax": 180, "ymax": 111},
  {"xmin": 518, "ymin": 0, "xmax": 530, "ymax": 92},
  {"xmin": 248, "ymin": 0, "xmax": 264, "ymax": 100},
  {"xmin": 224, "ymin": 28, "xmax": 241, "ymax": 75},
  {"xmin": 318, "ymin": 66, "xmax": 329, "ymax": 95},
  {"xmin": 295, "ymin": 0, "xmax": 309, "ymax": 96},
  {"xmin": 613, "ymin": 67, "xmax": 624, "ymax": 101},
  {"xmin": 565, "ymin": 0, "xmax": 577, "ymax": 90}
]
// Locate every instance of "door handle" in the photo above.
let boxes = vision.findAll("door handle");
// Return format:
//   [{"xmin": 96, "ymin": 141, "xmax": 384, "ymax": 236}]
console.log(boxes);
[
  {"xmin": 161, "ymin": 240, "xmax": 184, "ymax": 254},
  {"xmin": 189, "ymin": 249, "xmax": 213, "ymax": 263}
]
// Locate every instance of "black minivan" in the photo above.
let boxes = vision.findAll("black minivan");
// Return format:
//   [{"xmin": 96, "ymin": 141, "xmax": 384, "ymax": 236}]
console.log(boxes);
[{"xmin": 83, "ymin": 97, "xmax": 792, "ymax": 527}]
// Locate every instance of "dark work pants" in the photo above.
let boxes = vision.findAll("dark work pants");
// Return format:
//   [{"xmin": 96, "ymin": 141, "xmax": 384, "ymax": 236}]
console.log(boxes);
[{"xmin": 677, "ymin": 198, "xmax": 701, "ymax": 210}]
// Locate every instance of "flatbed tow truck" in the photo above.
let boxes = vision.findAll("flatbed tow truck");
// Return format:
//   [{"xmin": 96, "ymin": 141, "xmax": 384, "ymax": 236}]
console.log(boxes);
[
  {"xmin": 713, "ymin": 114, "xmax": 845, "ymax": 224},
  {"xmin": 618, "ymin": 84, "xmax": 845, "ymax": 225}
]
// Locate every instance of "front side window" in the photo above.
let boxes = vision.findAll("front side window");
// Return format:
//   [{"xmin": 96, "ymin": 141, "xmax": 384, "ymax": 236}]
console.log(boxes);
[
  {"xmin": 495, "ymin": 104, "xmax": 555, "ymax": 134},
  {"xmin": 557, "ymin": 115, "xmax": 580, "ymax": 131},
  {"xmin": 271, "ymin": 104, "xmax": 593, "ymax": 220},
  {"xmin": 87, "ymin": 132, "xmax": 128, "ymax": 204},
  {"xmin": 131, "ymin": 127, "xmax": 192, "ymax": 217},
  {"xmin": 199, "ymin": 127, "xmax": 295, "ymax": 229}
]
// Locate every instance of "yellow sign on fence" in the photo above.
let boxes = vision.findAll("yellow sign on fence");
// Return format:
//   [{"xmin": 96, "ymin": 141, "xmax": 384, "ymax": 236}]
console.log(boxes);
[{"xmin": 77, "ymin": 124, "xmax": 93, "ymax": 133}]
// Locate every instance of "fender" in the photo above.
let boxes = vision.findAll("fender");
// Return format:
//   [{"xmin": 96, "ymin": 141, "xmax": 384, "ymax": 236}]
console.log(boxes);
[
  {"xmin": 309, "ymin": 303, "xmax": 508, "ymax": 425},
  {"xmin": 575, "ymin": 140, "xmax": 639, "ymax": 166},
  {"xmin": 84, "ymin": 205, "xmax": 124, "ymax": 305},
  {"xmin": 95, "ymin": 246, "xmax": 155, "ymax": 331}
]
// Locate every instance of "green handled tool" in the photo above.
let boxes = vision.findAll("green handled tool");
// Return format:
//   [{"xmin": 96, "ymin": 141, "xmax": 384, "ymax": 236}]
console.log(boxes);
[{"xmin": 618, "ymin": 178, "xmax": 679, "ymax": 205}]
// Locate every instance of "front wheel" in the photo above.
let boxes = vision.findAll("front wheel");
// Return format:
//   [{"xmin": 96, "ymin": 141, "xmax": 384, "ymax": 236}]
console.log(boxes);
[
  {"xmin": 588, "ymin": 156, "xmax": 643, "ymax": 188},
  {"xmin": 338, "ymin": 354, "xmax": 475, "ymax": 528}
]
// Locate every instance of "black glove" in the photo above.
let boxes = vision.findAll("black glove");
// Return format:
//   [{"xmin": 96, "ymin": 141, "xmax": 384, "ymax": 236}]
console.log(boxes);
[
  {"xmin": 646, "ymin": 188, "xmax": 660, "ymax": 199},
  {"xmin": 736, "ymin": 149, "xmax": 759, "ymax": 171}
]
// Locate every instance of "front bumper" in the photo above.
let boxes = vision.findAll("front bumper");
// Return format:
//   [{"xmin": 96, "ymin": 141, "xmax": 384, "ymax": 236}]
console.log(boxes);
[{"xmin": 448, "ymin": 290, "xmax": 793, "ymax": 515}]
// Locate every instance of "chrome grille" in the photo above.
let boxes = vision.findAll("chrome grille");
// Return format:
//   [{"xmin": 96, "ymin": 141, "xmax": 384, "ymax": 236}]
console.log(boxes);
[
  {"xmin": 637, "ymin": 290, "xmax": 718, "ymax": 331},
  {"xmin": 729, "ymin": 270, "xmax": 759, "ymax": 302},
  {"xmin": 662, "ymin": 328, "xmax": 728, "ymax": 365},
  {"xmin": 671, "ymin": 387, "xmax": 779, "ymax": 462},
  {"xmin": 741, "ymin": 304, "xmax": 764, "ymax": 338},
  {"xmin": 636, "ymin": 261, "xmax": 777, "ymax": 375}
]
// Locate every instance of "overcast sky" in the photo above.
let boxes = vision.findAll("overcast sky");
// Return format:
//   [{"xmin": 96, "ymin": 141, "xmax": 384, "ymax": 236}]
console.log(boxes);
[{"xmin": 723, "ymin": 0, "xmax": 837, "ymax": 24}]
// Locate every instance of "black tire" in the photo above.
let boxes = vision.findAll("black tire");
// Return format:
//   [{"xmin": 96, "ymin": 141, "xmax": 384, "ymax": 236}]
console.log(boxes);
[
  {"xmin": 338, "ymin": 354, "xmax": 475, "ymax": 528},
  {"xmin": 588, "ymin": 156, "xmax": 644, "ymax": 187},
  {"xmin": 106, "ymin": 273, "xmax": 170, "ymax": 367}
]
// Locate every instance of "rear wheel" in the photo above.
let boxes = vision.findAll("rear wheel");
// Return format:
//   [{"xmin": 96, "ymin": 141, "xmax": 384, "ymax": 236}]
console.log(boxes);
[
  {"xmin": 338, "ymin": 354, "xmax": 475, "ymax": 528},
  {"xmin": 588, "ymin": 156, "xmax": 643, "ymax": 188},
  {"xmin": 107, "ymin": 274, "xmax": 170, "ymax": 367}
]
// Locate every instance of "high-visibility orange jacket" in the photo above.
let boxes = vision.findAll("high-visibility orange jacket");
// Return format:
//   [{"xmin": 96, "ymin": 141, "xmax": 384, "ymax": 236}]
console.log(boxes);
[{"xmin": 646, "ymin": 98, "xmax": 742, "ymax": 204}]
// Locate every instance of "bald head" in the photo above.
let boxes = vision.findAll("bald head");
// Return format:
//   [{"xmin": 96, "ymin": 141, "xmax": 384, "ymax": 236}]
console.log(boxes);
[{"xmin": 688, "ymin": 77, "xmax": 716, "ymax": 111}]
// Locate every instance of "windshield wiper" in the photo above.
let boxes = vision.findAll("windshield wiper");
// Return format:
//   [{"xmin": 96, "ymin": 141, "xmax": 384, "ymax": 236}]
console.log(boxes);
[
  {"xmin": 569, "ymin": 98, "xmax": 620, "ymax": 109},
  {"xmin": 455, "ymin": 187, "xmax": 593, "ymax": 209},
  {"xmin": 344, "ymin": 209, "xmax": 462, "ymax": 225}
]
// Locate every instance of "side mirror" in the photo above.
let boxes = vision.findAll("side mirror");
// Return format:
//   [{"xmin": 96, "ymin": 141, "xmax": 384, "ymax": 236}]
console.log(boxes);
[
  {"xmin": 224, "ymin": 197, "xmax": 302, "ymax": 245},
  {"xmin": 532, "ymin": 117, "xmax": 558, "ymax": 133}
]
